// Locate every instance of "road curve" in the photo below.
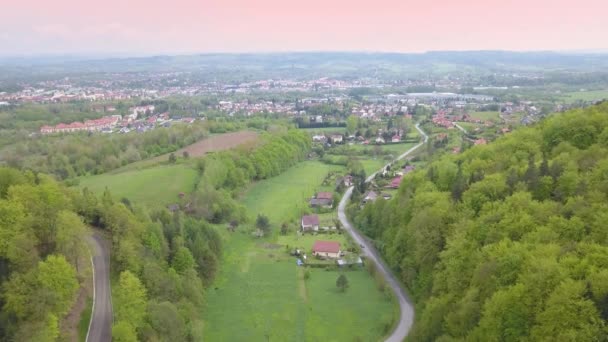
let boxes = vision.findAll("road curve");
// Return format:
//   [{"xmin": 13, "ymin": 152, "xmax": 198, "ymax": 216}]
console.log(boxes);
[
  {"xmin": 338, "ymin": 123, "xmax": 428, "ymax": 342},
  {"xmin": 86, "ymin": 232, "xmax": 112, "ymax": 342}
]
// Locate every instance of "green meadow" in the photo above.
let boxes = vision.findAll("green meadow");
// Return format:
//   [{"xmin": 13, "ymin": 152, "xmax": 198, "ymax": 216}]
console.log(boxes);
[
  {"xmin": 78, "ymin": 163, "xmax": 198, "ymax": 208},
  {"xmin": 204, "ymin": 161, "xmax": 397, "ymax": 341}
]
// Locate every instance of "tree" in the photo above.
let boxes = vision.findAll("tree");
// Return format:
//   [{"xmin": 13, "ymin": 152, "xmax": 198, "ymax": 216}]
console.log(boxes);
[
  {"xmin": 280, "ymin": 223, "xmax": 289, "ymax": 235},
  {"xmin": 172, "ymin": 246, "xmax": 195, "ymax": 274},
  {"xmin": 182, "ymin": 151, "xmax": 190, "ymax": 159},
  {"xmin": 256, "ymin": 214, "xmax": 270, "ymax": 233},
  {"xmin": 112, "ymin": 321, "xmax": 138, "ymax": 342},
  {"xmin": 114, "ymin": 271, "xmax": 148, "ymax": 330},
  {"xmin": 36, "ymin": 255, "xmax": 79, "ymax": 318},
  {"xmin": 169, "ymin": 153, "xmax": 177, "ymax": 163},
  {"xmin": 346, "ymin": 115, "xmax": 358, "ymax": 135},
  {"xmin": 55, "ymin": 210, "xmax": 87, "ymax": 270},
  {"xmin": 336, "ymin": 274, "xmax": 349, "ymax": 292}
]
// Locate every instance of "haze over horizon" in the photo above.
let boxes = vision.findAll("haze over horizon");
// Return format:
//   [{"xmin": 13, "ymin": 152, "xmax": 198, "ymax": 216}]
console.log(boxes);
[{"xmin": 1, "ymin": 0, "xmax": 607, "ymax": 56}]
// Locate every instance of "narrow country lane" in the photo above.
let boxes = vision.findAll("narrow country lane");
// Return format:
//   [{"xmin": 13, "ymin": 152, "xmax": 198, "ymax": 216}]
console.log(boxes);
[
  {"xmin": 338, "ymin": 123, "xmax": 428, "ymax": 342},
  {"xmin": 86, "ymin": 232, "xmax": 112, "ymax": 342}
]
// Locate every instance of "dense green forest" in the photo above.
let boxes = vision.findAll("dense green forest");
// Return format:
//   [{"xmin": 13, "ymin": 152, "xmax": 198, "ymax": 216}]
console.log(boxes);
[
  {"xmin": 354, "ymin": 102, "xmax": 608, "ymax": 341},
  {"xmin": 0, "ymin": 123, "xmax": 209, "ymax": 179},
  {"xmin": 0, "ymin": 167, "xmax": 222, "ymax": 341}
]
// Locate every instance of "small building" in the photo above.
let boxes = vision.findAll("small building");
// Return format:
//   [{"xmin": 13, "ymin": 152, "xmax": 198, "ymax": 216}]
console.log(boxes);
[
  {"xmin": 388, "ymin": 175, "xmax": 403, "ymax": 189},
  {"xmin": 337, "ymin": 256, "xmax": 363, "ymax": 267},
  {"xmin": 301, "ymin": 214, "xmax": 320, "ymax": 232},
  {"xmin": 312, "ymin": 135, "xmax": 327, "ymax": 143},
  {"xmin": 391, "ymin": 134, "xmax": 401, "ymax": 143},
  {"xmin": 312, "ymin": 240, "xmax": 341, "ymax": 259},
  {"xmin": 330, "ymin": 134, "xmax": 343, "ymax": 144},
  {"xmin": 309, "ymin": 192, "xmax": 334, "ymax": 208},
  {"xmin": 363, "ymin": 191, "xmax": 378, "ymax": 203}
]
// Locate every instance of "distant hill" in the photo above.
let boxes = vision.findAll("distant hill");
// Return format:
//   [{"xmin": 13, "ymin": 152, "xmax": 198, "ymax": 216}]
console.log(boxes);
[{"xmin": 2, "ymin": 51, "xmax": 608, "ymax": 80}]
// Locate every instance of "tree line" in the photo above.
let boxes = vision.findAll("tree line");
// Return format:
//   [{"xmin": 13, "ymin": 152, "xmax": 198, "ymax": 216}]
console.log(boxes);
[
  {"xmin": 189, "ymin": 129, "xmax": 312, "ymax": 224},
  {"xmin": 0, "ymin": 123, "xmax": 209, "ymax": 179},
  {"xmin": 354, "ymin": 102, "xmax": 608, "ymax": 341},
  {"xmin": 0, "ymin": 167, "xmax": 223, "ymax": 341}
]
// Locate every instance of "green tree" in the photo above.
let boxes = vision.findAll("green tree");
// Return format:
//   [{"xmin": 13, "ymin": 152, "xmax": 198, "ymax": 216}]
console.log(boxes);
[
  {"xmin": 36, "ymin": 255, "xmax": 79, "ymax": 318},
  {"xmin": 256, "ymin": 214, "xmax": 270, "ymax": 233},
  {"xmin": 336, "ymin": 274, "xmax": 349, "ymax": 292},
  {"xmin": 55, "ymin": 210, "xmax": 87, "ymax": 269},
  {"xmin": 169, "ymin": 152, "xmax": 177, "ymax": 163},
  {"xmin": 172, "ymin": 246, "xmax": 195, "ymax": 274},
  {"xmin": 346, "ymin": 115, "xmax": 358, "ymax": 135},
  {"xmin": 114, "ymin": 271, "xmax": 148, "ymax": 330},
  {"xmin": 112, "ymin": 321, "xmax": 138, "ymax": 342}
]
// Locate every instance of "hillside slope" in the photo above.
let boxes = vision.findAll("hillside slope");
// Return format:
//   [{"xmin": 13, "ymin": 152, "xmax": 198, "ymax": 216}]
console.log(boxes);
[{"xmin": 354, "ymin": 102, "xmax": 608, "ymax": 341}]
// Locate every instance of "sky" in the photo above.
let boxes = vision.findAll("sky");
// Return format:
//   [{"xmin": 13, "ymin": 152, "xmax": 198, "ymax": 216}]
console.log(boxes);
[{"xmin": 1, "ymin": 0, "xmax": 607, "ymax": 56}]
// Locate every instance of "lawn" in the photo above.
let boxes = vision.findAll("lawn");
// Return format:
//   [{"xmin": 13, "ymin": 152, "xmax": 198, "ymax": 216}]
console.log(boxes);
[
  {"xmin": 561, "ymin": 89, "xmax": 608, "ymax": 103},
  {"xmin": 241, "ymin": 161, "xmax": 344, "ymax": 223},
  {"xmin": 469, "ymin": 111, "xmax": 500, "ymax": 122},
  {"xmin": 300, "ymin": 126, "xmax": 347, "ymax": 135},
  {"xmin": 204, "ymin": 160, "xmax": 397, "ymax": 341},
  {"xmin": 78, "ymin": 163, "xmax": 198, "ymax": 208}
]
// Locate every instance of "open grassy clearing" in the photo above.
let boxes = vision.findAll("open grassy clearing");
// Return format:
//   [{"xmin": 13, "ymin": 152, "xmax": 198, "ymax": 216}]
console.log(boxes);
[
  {"xmin": 111, "ymin": 130, "xmax": 259, "ymax": 173},
  {"xmin": 561, "ymin": 89, "xmax": 608, "ymax": 103},
  {"xmin": 469, "ymin": 111, "xmax": 501, "ymax": 121},
  {"xmin": 204, "ymin": 160, "xmax": 396, "ymax": 341},
  {"xmin": 78, "ymin": 163, "xmax": 198, "ymax": 208},
  {"xmin": 241, "ymin": 161, "xmax": 344, "ymax": 223},
  {"xmin": 300, "ymin": 126, "xmax": 347, "ymax": 135}
]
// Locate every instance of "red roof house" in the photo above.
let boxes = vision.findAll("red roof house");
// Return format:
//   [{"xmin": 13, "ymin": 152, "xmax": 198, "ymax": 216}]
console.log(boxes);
[{"xmin": 312, "ymin": 240, "xmax": 341, "ymax": 258}]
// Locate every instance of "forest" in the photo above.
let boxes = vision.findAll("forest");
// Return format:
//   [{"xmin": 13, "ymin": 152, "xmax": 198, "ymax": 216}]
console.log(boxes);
[
  {"xmin": 0, "ymin": 167, "xmax": 222, "ymax": 341},
  {"xmin": 354, "ymin": 102, "xmax": 608, "ymax": 341},
  {"xmin": 0, "ymin": 123, "xmax": 209, "ymax": 179}
]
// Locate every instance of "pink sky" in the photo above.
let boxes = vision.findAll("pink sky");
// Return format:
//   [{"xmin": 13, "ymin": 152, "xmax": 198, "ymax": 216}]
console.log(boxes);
[{"xmin": 1, "ymin": 0, "xmax": 607, "ymax": 55}]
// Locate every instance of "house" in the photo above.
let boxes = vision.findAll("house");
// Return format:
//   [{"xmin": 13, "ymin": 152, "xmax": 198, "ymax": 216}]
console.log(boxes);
[
  {"xmin": 391, "ymin": 134, "xmax": 401, "ymax": 143},
  {"xmin": 301, "ymin": 215, "xmax": 320, "ymax": 232},
  {"xmin": 363, "ymin": 191, "xmax": 378, "ymax": 203},
  {"xmin": 312, "ymin": 135, "xmax": 327, "ymax": 143},
  {"xmin": 388, "ymin": 176, "xmax": 403, "ymax": 189},
  {"xmin": 375, "ymin": 137, "xmax": 385, "ymax": 144},
  {"xmin": 336, "ymin": 175, "xmax": 353, "ymax": 187},
  {"xmin": 312, "ymin": 240, "xmax": 341, "ymax": 259},
  {"xmin": 330, "ymin": 134, "xmax": 343, "ymax": 144},
  {"xmin": 309, "ymin": 192, "xmax": 334, "ymax": 208},
  {"xmin": 474, "ymin": 138, "xmax": 487, "ymax": 145}
]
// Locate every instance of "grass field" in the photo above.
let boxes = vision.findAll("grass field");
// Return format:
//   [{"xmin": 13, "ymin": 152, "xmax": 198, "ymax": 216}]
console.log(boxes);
[
  {"xmin": 561, "ymin": 90, "xmax": 608, "ymax": 103},
  {"xmin": 111, "ymin": 130, "xmax": 258, "ymax": 173},
  {"xmin": 241, "ymin": 161, "xmax": 343, "ymax": 223},
  {"xmin": 300, "ymin": 126, "xmax": 347, "ymax": 135},
  {"xmin": 204, "ymin": 161, "xmax": 397, "ymax": 341},
  {"xmin": 469, "ymin": 111, "xmax": 501, "ymax": 122},
  {"xmin": 78, "ymin": 163, "xmax": 198, "ymax": 208}
]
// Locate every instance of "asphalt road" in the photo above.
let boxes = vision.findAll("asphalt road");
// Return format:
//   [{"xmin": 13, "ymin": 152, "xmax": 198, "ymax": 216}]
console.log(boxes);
[
  {"xmin": 86, "ymin": 232, "xmax": 112, "ymax": 342},
  {"xmin": 337, "ymin": 123, "xmax": 428, "ymax": 342}
]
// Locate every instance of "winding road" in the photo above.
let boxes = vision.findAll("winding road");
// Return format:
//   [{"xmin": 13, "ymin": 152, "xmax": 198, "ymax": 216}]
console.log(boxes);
[
  {"xmin": 337, "ymin": 123, "xmax": 428, "ymax": 342},
  {"xmin": 86, "ymin": 232, "xmax": 112, "ymax": 342}
]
